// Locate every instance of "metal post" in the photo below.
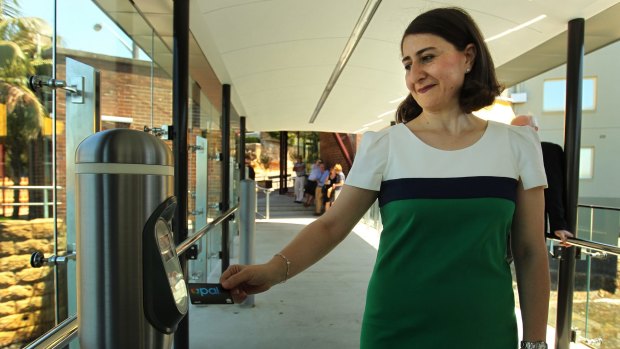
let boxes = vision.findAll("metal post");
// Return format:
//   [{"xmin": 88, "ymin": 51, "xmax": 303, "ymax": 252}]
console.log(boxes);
[
  {"xmin": 240, "ymin": 116, "xmax": 246, "ymax": 180},
  {"xmin": 555, "ymin": 17, "xmax": 584, "ymax": 349},
  {"xmin": 239, "ymin": 180, "xmax": 256, "ymax": 306},
  {"xmin": 279, "ymin": 131, "xmax": 288, "ymax": 194},
  {"xmin": 265, "ymin": 190, "xmax": 271, "ymax": 219},
  {"xmin": 172, "ymin": 0, "xmax": 190, "ymax": 348},
  {"xmin": 221, "ymin": 84, "xmax": 231, "ymax": 272}
]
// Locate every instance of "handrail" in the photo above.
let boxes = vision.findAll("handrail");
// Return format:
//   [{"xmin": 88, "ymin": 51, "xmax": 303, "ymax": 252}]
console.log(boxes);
[
  {"xmin": 255, "ymin": 184, "xmax": 276, "ymax": 192},
  {"xmin": 254, "ymin": 184, "xmax": 276, "ymax": 219},
  {"xmin": 176, "ymin": 205, "xmax": 238, "ymax": 255},
  {"xmin": 1, "ymin": 202, "xmax": 62, "ymax": 206},
  {"xmin": 0, "ymin": 185, "xmax": 63, "ymax": 190},
  {"xmin": 23, "ymin": 315, "xmax": 77, "ymax": 349},
  {"xmin": 578, "ymin": 203, "xmax": 620, "ymax": 212},
  {"xmin": 551, "ymin": 236, "xmax": 620, "ymax": 256}
]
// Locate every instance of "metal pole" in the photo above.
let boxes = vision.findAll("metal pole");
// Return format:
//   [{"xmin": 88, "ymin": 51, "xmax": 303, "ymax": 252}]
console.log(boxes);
[
  {"xmin": 239, "ymin": 180, "xmax": 256, "ymax": 306},
  {"xmin": 240, "ymin": 116, "xmax": 246, "ymax": 180},
  {"xmin": 172, "ymin": 0, "xmax": 190, "ymax": 348},
  {"xmin": 221, "ymin": 84, "xmax": 231, "ymax": 272},
  {"xmin": 266, "ymin": 190, "xmax": 270, "ymax": 220},
  {"xmin": 555, "ymin": 17, "xmax": 584, "ymax": 349},
  {"xmin": 279, "ymin": 131, "xmax": 287, "ymax": 194}
]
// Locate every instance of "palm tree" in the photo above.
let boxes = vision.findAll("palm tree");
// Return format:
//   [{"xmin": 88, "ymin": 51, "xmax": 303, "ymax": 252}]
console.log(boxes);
[
  {"xmin": 0, "ymin": 0, "xmax": 52, "ymax": 218},
  {"xmin": 0, "ymin": 0, "xmax": 20, "ymax": 19}
]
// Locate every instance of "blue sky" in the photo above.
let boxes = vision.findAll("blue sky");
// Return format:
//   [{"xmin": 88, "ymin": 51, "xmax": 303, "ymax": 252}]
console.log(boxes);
[{"xmin": 20, "ymin": 0, "xmax": 148, "ymax": 60}]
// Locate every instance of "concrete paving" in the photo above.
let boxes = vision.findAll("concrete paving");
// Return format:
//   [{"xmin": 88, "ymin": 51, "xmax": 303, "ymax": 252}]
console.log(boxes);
[{"xmin": 189, "ymin": 190, "xmax": 375, "ymax": 348}]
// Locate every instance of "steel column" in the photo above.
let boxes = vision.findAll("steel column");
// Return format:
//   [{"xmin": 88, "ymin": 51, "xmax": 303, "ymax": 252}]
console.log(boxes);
[
  {"xmin": 172, "ymin": 0, "xmax": 190, "ymax": 348},
  {"xmin": 240, "ymin": 116, "xmax": 246, "ymax": 180},
  {"xmin": 555, "ymin": 17, "xmax": 584, "ymax": 349},
  {"xmin": 239, "ymin": 180, "xmax": 256, "ymax": 306},
  {"xmin": 221, "ymin": 84, "xmax": 231, "ymax": 272},
  {"xmin": 279, "ymin": 131, "xmax": 288, "ymax": 194}
]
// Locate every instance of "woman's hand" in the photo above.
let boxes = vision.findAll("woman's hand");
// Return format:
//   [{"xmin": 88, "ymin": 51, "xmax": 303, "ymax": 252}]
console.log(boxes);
[{"xmin": 220, "ymin": 260, "xmax": 284, "ymax": 303}]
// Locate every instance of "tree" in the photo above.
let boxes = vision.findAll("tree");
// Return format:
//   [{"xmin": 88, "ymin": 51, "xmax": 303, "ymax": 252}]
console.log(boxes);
[{"xmin": 0, "ymin": 2, "xmax": 51, "ymax": 218}]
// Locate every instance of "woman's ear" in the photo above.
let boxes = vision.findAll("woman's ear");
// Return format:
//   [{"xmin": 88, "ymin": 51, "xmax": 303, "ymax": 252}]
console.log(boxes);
[{"xmin": 464, "ymin": 43, "xmax": 477, "ymax": 70}]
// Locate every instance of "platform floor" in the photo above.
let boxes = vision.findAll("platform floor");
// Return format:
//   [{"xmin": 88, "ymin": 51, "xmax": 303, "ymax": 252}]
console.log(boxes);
[{"xmin": 189, "ymin": 190, "xmax": 587, "ymax": 348}]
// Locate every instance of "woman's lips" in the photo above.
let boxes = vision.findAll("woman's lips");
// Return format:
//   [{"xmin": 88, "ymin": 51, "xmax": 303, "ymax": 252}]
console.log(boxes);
[{"xmin": 417, "ymin": 84, "xmax": 435, "ymax": 94}]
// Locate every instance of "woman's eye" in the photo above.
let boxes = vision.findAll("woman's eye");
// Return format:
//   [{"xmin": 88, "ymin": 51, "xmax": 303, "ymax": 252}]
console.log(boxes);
[
  {"xmin": 404, "ymin": 63, "xmax": 411, "ymax": 71},
  {"xmin": 421, "ymin": 55, "xmax": 434, "ymax": 63}
]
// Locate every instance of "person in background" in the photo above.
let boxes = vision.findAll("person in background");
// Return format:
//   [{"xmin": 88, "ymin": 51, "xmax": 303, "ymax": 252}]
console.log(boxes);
[
  {"xmin": 313, "ymin": 162, "xmax": 329, "ymax": 216},
  {"xmin": 322, "ymin": 166, "xmax": 337, "ymax": 212},
  {"xmin": 245, "ymin": 154, "xmax": 255, "ymax": 180},
  {"xmin": 511, "ymin": 114, "xmax": 574, "ymax": 246},
  {"xmin": 331, "ymin": 163, "xmax": 346, "ymax": 201},
  {"xmin": 303, "ymin": 159, "xmax": 322, "ymax": 207},
  {"xmin": 292, "ymin": 156, "xmax": 306, "ymax": 203},
  {"xmin": 221, "ymin": 7, "xmax": 550, "ymax": 349}
]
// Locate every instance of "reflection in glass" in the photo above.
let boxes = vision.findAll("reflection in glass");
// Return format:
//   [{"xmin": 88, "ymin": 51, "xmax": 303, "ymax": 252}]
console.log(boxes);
[
  {"xmin": 0, "ymin": 1, "xmax": 58, "ymax": 347},
  {"xmin": 572, "ymin": 206, "xmax": 619, "ymax": 348}
]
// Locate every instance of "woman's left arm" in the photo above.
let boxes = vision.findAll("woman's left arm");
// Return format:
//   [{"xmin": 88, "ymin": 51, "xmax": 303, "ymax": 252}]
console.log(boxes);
[{"xmin": 511, "ymin": 182, "xmax": 550, "ymax": 342}]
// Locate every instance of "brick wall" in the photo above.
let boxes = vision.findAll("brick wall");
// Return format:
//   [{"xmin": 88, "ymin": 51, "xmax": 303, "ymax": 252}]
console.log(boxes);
[{"xmin": 318, "ymin": 132, "xmax": 358, "ymax": 175}]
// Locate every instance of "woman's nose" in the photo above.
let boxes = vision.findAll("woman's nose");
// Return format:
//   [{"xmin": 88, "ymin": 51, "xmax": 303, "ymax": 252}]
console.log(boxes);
[{"xmin": 408, "ymin": 64, "xmax": 425, "ymax": 82}]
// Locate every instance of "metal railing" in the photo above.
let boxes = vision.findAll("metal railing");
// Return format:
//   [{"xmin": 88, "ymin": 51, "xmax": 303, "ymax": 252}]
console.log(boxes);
[
  {"xmin": 0, "ymin": 185, "xmax": 63, "ymax": 217},
  {"xmin": 551, "ymin": 236, "xmax": 620, "ymax": 257},
  {"xmin": 255, "ymin": 184, "xmax": 276, "ymax": 219},
  {"xmin": 552, "ymin": 203, "xmax": 620, "ymax": 348},
  {"xmin": 22, "ymin": 315, "xmax": 77, "ymax": 349},
  {"xmin": 176, "ymin": 205, "xmax": 238, "ymax": 255}
]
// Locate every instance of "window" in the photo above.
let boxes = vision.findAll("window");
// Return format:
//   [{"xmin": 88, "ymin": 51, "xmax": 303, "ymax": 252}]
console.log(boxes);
[
  {"xmin": 543, "ymin": 77, "xmax": 597, "ymax": 112},
  {"xmin": 579, "ymin": 147, "xmax": 594, "ymax": 179}
]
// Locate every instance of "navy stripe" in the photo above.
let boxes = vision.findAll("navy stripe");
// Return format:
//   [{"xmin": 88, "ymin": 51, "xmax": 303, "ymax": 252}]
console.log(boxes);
[{"xmin": 378, "ymin": 176, "xmax": 518, "ymax": 207}]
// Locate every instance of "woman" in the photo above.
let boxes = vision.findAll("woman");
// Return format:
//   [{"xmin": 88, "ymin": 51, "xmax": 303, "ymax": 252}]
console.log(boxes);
[
  {"xmin": 322, "ymin": 166, "xmax": 337, "ymax": 212},
  {"xmin": 221, "ymin": 7, "xmax": 550, "ymax": 349},
  {"xmin": 331, "ymin": 163, "xmax": 345, "ymax": 201}
]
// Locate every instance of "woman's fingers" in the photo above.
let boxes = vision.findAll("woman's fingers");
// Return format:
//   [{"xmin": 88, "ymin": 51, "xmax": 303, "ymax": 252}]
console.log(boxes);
[
  {"xmin": 221, "ymin": 264, "xmax": 273, "ymax": 299},
  {"xmin": 220, "ymin": 264, "xmax": 247, "ymax": 289}
]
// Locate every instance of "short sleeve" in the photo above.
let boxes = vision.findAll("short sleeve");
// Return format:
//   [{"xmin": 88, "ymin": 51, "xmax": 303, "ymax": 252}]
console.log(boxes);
[
  {"xmin": 346, "ymin": 130, "xmax": 389, "ymax": 191},
  {"xmin": 509, "ymin": 126, "xmax": 548, "ymax": 190}
]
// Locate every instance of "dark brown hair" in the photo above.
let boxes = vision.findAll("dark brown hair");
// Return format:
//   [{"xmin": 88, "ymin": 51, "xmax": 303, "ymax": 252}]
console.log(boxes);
[{"xmin": 395, "ymin": 7, "xmax": 502, "ymax": 123}]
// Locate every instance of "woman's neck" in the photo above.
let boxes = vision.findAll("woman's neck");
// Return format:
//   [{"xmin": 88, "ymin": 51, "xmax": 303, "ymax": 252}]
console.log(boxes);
[{"xmin": 416, "ymin": 109, "xmax": 478, "ymax": 135}]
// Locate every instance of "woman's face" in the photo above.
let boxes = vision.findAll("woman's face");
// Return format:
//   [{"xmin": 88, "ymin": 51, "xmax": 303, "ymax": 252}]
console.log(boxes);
[{"xmin": 401, "ymin": 33, "xmax": 473, "ymax": 113}]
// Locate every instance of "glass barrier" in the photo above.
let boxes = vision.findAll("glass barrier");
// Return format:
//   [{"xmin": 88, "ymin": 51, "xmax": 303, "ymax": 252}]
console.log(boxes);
[
  {"xmin": 8, "ymin": 1, "xmax": 175, "ymax": 347},
  {"xmin": 572, "ymin": 205, "xmax": 620, "ymax": 349},
  {"xmin": 0, "ymin": 1, "xmax": 58, "ymax": 347},
  {"xmin": 361, "ymin": 199, "xmax": 382, "ymax": 232}
]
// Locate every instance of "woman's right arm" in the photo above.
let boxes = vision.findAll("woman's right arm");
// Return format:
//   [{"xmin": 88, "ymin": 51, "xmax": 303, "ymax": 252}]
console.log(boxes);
[{"xmin": 221, "ymin": 184, "xmax": 378, "ymax": 302}]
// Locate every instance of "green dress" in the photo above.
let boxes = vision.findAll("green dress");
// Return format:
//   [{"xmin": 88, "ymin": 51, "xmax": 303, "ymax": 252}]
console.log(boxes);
[{"xmin": 345, "ymin": 121, "xmax": 547, "ymax": 348}]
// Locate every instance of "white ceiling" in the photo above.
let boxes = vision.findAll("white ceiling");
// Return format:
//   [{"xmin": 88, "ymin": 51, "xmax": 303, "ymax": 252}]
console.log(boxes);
[{"xmin": 130, "ymin": 0, "xmax": 620, "ymax": 133}]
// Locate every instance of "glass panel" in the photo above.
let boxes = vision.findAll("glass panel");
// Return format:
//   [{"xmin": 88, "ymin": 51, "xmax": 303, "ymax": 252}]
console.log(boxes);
[
  {"xmin": 54, "ymin": 0, "xmax": 173, "ymax": 323},
  {"xmin": 571, "ymin": 207, "xmax": 620, "ymax": 348},
  {"xmin": 0, "ymin": 1, "xmax": 57, "ymax": 347},
  {"xmin": 547, "ymin": 255, "xmax": 561, "ymax": 331},
  {"xmin": 185, "ymin": 80, "xmax": 223, "ymax": 283}
]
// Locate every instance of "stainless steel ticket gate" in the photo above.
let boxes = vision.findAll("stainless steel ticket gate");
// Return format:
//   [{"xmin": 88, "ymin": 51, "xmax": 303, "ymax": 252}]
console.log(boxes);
[{"xmin": 75, "ymin": 129, "xmax": 188, "ymax": 348}]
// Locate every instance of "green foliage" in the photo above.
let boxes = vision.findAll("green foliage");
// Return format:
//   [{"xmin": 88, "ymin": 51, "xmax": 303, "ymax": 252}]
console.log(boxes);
[
  {"xmin": 1, "ymin": 0, "xmax": 21, "ymax": 19},
  {"xmin": 259, "ymin": 153, "xmax": 271, "ymax": 170},
  {"xmin": 245, "ymin": 136, "xmax": 260, "ymax": 143},
  {"xmin": 0, "ymin": 10, "xmax": 52, "ymax": 218},
  {"xmin": 266, "ymin": 131, "xmax": 280, "ymax": 140}
]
